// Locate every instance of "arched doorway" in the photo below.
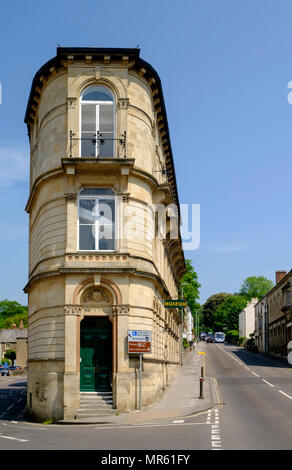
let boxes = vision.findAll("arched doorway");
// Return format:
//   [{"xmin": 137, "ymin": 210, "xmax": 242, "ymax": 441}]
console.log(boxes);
[
  {"xmin": 80, "ymin": 316, "xmax": 112, "ymax": 392},
  {"xmin": 79, "ymin": 285, "xmax": 114, "ymax": 392}
]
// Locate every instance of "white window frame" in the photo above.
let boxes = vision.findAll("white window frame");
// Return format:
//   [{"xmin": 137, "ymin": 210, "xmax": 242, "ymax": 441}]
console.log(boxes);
[
  {"xmin": 77, "ymin": 189, "xmax": 116, "ymax": 252},
  {"xmin": 79, "ymin": 86, "xmax": 115, "ymax": 158}
]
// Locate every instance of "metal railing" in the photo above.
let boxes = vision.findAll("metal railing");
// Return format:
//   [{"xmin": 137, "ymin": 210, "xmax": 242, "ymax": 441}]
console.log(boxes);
[{"xmin": 69, "ymin": 130, "xmax": 127, "ymax": 158}]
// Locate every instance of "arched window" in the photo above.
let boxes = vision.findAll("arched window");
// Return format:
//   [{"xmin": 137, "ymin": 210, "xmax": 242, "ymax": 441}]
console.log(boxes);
[
  {"xmin": 78, "ymin": 188, "xmax": 116, "ymax": 251},
  {"xmin": 80, "ymin": 86, "xmax": 114, "ymax": 158}
]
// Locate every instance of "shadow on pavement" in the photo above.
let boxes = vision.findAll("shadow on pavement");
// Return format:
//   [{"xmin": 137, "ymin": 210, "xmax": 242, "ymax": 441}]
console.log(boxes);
[
  {"xmin": 225, "ymin": 344, "xmax": 292, "ymax": 369},
  {"xmin": 8, "ymin": 381, "xmax": 27, "ymax": 388},
  {"xmin": 0, "ymin": 377, "xmax": 27, "ymax": 422}
]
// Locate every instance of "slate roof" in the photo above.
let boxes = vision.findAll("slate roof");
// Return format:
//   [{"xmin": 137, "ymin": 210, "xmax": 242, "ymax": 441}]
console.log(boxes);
[{"xmin": 0, "ymin": 329, "xmax": 28, "ymax": 343}]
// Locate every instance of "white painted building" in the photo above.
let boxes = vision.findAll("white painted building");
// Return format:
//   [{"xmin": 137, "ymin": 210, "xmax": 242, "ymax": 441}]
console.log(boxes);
[
  {"xmin": 183, "ymin": 307, "xmax": 194, "ymax": 342},
  {"xmin": 239, "ymin": 298, "xmax": 258, "ymax": 339}
]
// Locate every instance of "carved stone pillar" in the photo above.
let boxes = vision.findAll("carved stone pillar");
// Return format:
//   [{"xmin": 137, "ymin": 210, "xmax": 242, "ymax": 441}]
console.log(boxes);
[
  {"xmin": 63, "ymin": 303, "xmax": 82, "ymax": 420},
  {"xmin": 65, "ymin": 193, "xmax": 77, "ymax": 252},
  {"xmin": 118, "ymin": 98, "xmax": 129, "ymax": 158}
]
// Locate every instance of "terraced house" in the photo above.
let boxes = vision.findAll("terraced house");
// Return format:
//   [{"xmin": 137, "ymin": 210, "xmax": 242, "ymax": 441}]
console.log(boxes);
[
  {"xmin": 267, "ymin": 270, "xmax": 292, "ymax": 359},
  {"xmin": 24, "ymin": 47, "xmax": 186, "ymax": 422}
]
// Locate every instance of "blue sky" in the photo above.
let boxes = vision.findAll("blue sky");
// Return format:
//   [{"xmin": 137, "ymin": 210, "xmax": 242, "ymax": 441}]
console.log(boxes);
[{"xmin": 0, "ymin": 0, "xmax": 292, "ymax": 305}]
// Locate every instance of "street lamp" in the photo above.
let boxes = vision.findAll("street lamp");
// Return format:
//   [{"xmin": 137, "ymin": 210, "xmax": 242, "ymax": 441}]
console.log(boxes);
[{"xmin": 181, "ymin": 283, "xmax": 188, "ymax": 366}]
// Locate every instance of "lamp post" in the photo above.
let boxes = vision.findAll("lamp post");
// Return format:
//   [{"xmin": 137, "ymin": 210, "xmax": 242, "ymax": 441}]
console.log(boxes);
[{"xmin": 181, "ymin": 283, "xmax": 188, "ymax": 366}]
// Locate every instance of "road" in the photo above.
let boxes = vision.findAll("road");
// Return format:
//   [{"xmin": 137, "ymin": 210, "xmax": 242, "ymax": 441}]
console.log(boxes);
[{"xmin": 0, "ymin": 345, "xmax": 291, "ymax": 451}]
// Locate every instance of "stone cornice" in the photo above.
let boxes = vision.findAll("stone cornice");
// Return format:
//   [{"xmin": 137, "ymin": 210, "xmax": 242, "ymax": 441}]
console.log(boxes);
[
  {"xmin": 24, "ymin": 264, "xmax": 175, "ymax": 298},
  {"xmin": 25, "ymin": 166, "xmax": 64, "ymax": 213}
]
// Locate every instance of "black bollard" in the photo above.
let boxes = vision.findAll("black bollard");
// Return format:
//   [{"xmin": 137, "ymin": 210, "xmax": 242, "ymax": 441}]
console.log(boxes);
[{"xmin": 199, "ymin": 377, "xmax": 204, "ymax": 399}]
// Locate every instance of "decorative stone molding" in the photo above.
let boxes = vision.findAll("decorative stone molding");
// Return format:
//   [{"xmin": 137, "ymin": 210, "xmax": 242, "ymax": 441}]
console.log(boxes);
[
  {"xmin": 64, "ymin": 305, "xmax": 82, "ymax": 315},
  {"xmin": 66, "ymin": 254, "xmax": 128, "ymax": 262},
  {"xmin": 112, "ymin": 304, "xmax": 130, "ymax": 316},
  {"xmin": 82, "ymin": 287, "xmax": 111, "ymax": 304},
  {"xmin": 64, "ymin": 193, "xmax": 77, "ymax": 202},
  {"xmin": 121, "ymin": 193, "xmax": 130, "ymax": 203},
  {"xmin": 73, "ymin": 276, "xmax": 122, "ymax": 306},
  {"xmin": 66, "ymin": 97, "xmax": 77, "ymax": 110},
  {"xmin": 118, "ymin": 98, "xmax": 129, "ymax": 110}
]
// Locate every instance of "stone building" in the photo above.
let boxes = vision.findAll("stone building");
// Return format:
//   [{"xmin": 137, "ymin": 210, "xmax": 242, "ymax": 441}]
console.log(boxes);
[
  {"xmin": 267, "ymin": 270, "xmax": 292, "ymax": 359},
  {"xmin": 254, "ymin": 296, "xmax": 268, "ymax": 354},
  {"xmin": 24, "ymin": 47, "xmax": 185, "ymax": 421},
  {"xmin": 0, "ymin": 327, "xmax": 27, "ymax": 366}
]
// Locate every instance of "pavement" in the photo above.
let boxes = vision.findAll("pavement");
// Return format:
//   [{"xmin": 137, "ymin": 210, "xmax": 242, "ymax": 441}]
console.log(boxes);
[{"xmin": 60, "ymin": 341, "xmax": 217, "ymax": 425}]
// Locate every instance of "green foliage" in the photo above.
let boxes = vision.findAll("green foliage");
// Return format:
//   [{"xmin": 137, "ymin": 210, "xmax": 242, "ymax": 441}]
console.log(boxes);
[
  {"xmin": 239, "ymin": 337, "xmax": 246, "ymax": 345},
  {"xmin": 42, "ymin": 418, "xmax": 54, "ymax": 425},
  {"xmin": 180, "ymin": 259, "xmax": 200, "ymax": 312},
  {"xmin": 1, "ymin": 359, "xmax": 12, "ymax": 365},
  {"xmin": 0, "ymin": 300, "xmax": 28, "ymax": 329},
  {"xmin": 202, "ymin": 293, "xmax": 231, "ymax": 328},
  {"xmin": 213, "ymin": 295, "xmax": 247, "ymax": 332},
  {"xmin": 239, "ymin": 276, "xmax": 273, "ymax": 301},
  {"xmin": 4, "ymin": 350, "xmax": 16, "ymax": 361},
  {"xmin": 225, "ymin": 330, "xmax": 239, "ymax": 345},
  {"xmin": 183, "ymin": 338, "xmax": 189, "ymax": 349}
]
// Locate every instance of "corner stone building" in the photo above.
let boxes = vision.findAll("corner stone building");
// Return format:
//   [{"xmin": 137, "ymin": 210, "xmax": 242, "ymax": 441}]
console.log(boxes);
[{"xmin": 24, "ymin": 47, "xmax": 185, "ymax": 421}]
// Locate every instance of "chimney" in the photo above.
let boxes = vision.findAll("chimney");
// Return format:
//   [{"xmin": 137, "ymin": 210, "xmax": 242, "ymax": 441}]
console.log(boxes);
[
  {"xmin": 276, "ymin": 270, "xmax": 287, "ymax": 284},
  {"xmin": 12, "ymin": 324, "xmax": 17, "ymax": 330},
  {"xmin": 19, "ymin": 320, "xmax": 24, "ymax": 330}
]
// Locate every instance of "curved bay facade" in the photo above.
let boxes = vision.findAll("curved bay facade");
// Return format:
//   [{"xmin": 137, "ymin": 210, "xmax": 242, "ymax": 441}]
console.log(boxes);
[{"xmin": 24, "ymin": 47, "xmax": 185, "ymax": 421}]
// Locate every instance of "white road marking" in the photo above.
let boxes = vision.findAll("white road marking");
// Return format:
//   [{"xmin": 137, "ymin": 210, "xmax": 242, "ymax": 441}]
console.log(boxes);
[
  {"xmin": 0, "ymin": 435, "xmax": 28, "ymax": 443},
  {"xmin": 219, "ymin": 344, "xmax": 292, "ymax": 404},
  {"xmin": 173, "ymin": 420, "xmax": 184, "ymax": 424},
  {"xmin": 210, "ymin": 408, "xmax": 223, "ymax": 450},
  {"xmin": 279, "ymin": 390, "xmax": 292, "ymax": 400},
  {"xmin": 262, "ymin": 379, "xmax": 274, "ymax": 388},
  {"xmin": 93, "ymin": 422, "xmax": 208, "ymax": 431},
  {"xmin": 206, "ymin": 410, "xmax": 211, "ymax": 424}
]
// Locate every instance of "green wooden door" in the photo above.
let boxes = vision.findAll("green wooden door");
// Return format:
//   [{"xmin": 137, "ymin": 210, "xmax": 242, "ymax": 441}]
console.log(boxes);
[
  {"xmin": 80, "ymin": 332, "xmax": 97, "ymax": 391},
  {"xmin": 80, "ymin": 320, "xmax": 112, "ymax": 391}
]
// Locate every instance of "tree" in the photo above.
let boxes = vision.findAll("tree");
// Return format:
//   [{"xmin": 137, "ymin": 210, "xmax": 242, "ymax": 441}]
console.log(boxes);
[
  {"xmin": 180, "ymin": 259, "xmax": 201, "ymax": 322},
  {"xmin": 213, "ymin": 295, "xmax": 247, "ymax": 332},
  {"xmin": 239, "ymin": 276, "xmax": 273, "ymax": 301},
  {"xmin": 4, "ymin": 350, "xmax": 16, "ymax": 362},
  {"xmin": 202, "ymin": 293, "xmax": 231, "ymax": 329},
  {"xmin": 0, "ymin": 300, "xmax": 28, "ymax": 329}
]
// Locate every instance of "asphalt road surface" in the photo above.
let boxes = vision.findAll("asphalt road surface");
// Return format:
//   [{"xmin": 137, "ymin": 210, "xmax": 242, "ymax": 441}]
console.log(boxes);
[{"xmin": 0, "ymin": 345, "xmax": 291, "ymax": 451}]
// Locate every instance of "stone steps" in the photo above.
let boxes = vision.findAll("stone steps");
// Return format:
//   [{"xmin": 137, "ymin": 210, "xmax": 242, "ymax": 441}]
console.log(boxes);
[{"xmin": 76, "ymin": 391, "xmax": 116, "ymax": 419}]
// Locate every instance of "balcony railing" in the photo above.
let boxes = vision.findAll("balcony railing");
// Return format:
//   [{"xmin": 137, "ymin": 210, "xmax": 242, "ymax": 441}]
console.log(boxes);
[{"xmin": 69, "ymin": 130, "xmax": 127, "ymax": 158}]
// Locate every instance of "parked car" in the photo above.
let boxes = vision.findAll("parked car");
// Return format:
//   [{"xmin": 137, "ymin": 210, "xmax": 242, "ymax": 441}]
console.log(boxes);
[
  {"xmin": 8, "ymin": 366, "xmax": 21, "ymax": 373},
  {"xmin": 0, "ymin": 366, "xmax": 9, "ymax": 376},
  {"xmin": 206, "ymin": 334, "xmax": 214, "ymax": 343}
]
